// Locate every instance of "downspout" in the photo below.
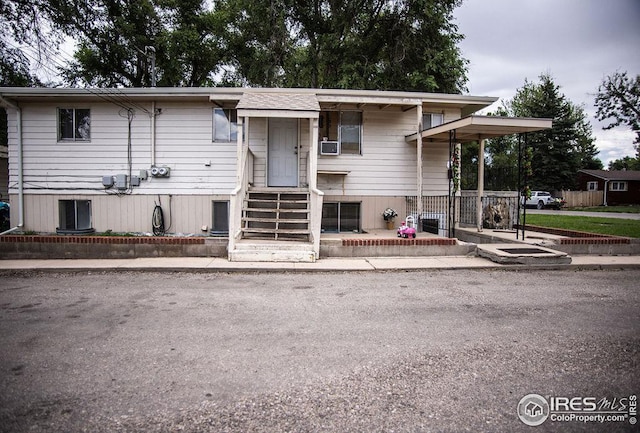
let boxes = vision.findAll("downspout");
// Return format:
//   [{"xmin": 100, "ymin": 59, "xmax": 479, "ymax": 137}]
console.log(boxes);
[
  {"xmin": 150, "ymin": 100, "xmax": 156, "ymax": 166},
  {"xmin": 0, "ymin": 96, "xmax": 24, "ymax": 234},
  {"xmin": 603, "ymin": 180, "xmax": 608, "ymax": 206}
]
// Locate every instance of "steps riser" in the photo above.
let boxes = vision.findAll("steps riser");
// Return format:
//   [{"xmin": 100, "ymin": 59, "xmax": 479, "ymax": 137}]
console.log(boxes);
[
  {"xmin": 229, "ymin": 250, "xmax": 316, "ymax": 262},
  {"xmin": 241, "ymin": 189, "xmax": 311, "ymax": 242}
]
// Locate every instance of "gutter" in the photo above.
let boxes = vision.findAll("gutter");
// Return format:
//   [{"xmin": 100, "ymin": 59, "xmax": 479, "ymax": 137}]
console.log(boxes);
[{"xmin": 0, "ymin": 96, "xmax": 24, "ymax": 234}]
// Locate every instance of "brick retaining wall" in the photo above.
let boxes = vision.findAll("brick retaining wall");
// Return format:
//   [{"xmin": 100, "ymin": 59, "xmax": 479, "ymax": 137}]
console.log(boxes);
[
  {"xmin": 0, "ymin": 235, "xmax": 206, "ymax": 245},
  {"xmin": 515, "ymin": 224, "xmax": 632, "ymax": 245},
  {"xmin": 0, "ymin": 235, "xmax": 225, "ymax": 259},
  {"xmin": 341, "ymin": 238, "xmax": 457, "ymax": 247}
]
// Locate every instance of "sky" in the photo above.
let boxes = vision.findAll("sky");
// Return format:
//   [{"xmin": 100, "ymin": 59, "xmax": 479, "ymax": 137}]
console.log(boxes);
[{"xmin": 453, "ymin": 0, "xmax": 640, "ymax": 167}]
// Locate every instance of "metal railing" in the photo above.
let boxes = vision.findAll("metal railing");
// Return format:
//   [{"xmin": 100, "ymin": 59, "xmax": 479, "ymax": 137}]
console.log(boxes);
[
  {"xmin": 406, "ymin": 192, "xmax": 519, "ymax": 235},
  {"xmin": 405, "ymin": 195, "xmax": 450, "ymax": 237},
  {"xmin": 460, "ymin": 192, "xmax": 519, "ymax": 230}
]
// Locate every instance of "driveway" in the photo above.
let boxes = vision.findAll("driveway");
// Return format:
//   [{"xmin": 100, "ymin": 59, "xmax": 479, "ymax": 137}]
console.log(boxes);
[
  {"xmin": 0, "ymin": 270, "xmax": 638, "ymax": 432},
  {"xmin": 526, "ymin": 209, "xmax": 640, "ymax": 220}
]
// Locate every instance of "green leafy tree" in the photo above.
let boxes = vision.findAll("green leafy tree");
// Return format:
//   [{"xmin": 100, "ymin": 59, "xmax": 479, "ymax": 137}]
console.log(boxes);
[
  {"xmin": 595, "ymin": 71, "xmax": 640, "ymax": 168},
  {"xmin": 48, "ymin": 0, "xmax": 467, "ymax": 90},
  {"xmin": 595, "ymin": 71, "xmax": 640, "ymax": 147},
  {"xmin": 608, "ymin": 156, "xmax": 640, "ymax": 171},
  {"xmin": 499, "ymin": 73, "xmax": 600, "ymax": 191},
  {"xmin": 0, "ymin": 0, "xmax": 51, "ymax": 86},
  {"xmin": 224, "ymin": 0, "xmax": 467, "ymax": 91}
]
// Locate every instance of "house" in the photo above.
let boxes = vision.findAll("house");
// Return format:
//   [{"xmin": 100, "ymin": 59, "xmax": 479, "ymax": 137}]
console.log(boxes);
[
  {"xmin": 0, "ymin": 87, "xmax": 551, "ymax": 261},
  {"xmin": 578, "ymin": 169, "xmax": 640, "ymax": 206}
]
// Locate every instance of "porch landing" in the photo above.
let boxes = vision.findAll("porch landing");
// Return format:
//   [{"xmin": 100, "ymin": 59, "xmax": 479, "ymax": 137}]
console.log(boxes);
[{"xmin": 319, "ymin": 230, "xmax": 475, "ymax": 258}]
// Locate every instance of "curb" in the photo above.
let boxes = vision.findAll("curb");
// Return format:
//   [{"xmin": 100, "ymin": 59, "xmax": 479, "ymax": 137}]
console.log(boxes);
[{"xmin": 2, "ymin": 261, "xmax": 640, "ymax": 274}]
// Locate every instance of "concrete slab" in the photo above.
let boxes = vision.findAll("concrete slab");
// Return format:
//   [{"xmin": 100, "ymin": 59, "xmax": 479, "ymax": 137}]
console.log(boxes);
[
  {"xmin": 294, "ymin": 258, "xmax": 374, "ymax": 271},
  {"xmin": 119, "ymin": 257, "xmax": 216, "ymax": 269},
  {"xmin": 3, "ymin": 254, "xmax": 640, "ymax": 273},
  {"xmin": 477, "ymin": 243, "xmax": 571, "ymax": 265},
  {"xmin": 365, "ymin": 256, "xmax": 496, "ymax": 270}
]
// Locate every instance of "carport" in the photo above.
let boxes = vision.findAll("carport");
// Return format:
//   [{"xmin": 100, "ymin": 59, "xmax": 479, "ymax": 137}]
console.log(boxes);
[{"xmin": 406, "ymin": 115, "xmax": 553, "ymax": 237}]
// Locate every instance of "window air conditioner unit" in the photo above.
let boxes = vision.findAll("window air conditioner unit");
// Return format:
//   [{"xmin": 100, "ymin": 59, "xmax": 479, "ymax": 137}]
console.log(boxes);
[{"xmin": 320, "ymin": 140, "xmax": 340, "ymax": 155}]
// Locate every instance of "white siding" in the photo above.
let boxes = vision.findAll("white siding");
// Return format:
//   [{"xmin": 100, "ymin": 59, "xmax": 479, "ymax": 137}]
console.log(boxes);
[
  {"xmin": 317, "ymin": 106, "xmax": 460, "ymax": 197},
  {"xmin": 247, "ymin": 117, "xmax": 267, "ymax": 187},
  {"xmin": 422, "ymin": 142, "xmax": 450, "ymax": 195},
  {"xmin": 8, "ymin": 101, "xmax": 237, "ymax": 196},
  {"xmin": 17, "ymin": 193, "xmax": 230, "ymax": 234}
]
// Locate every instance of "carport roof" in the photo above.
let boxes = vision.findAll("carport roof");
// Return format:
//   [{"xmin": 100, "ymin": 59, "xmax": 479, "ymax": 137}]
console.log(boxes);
[{"xmin": 406, "ymin": 115, "xmax": 553, "ymax": 144}]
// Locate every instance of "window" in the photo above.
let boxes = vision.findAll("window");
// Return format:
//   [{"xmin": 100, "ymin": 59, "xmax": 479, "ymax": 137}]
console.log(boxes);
[
  {"xmin": 58, "ymin": 108, "xmax": 90, "ymax": 141},
  {"xmin": 587, "ymin": 181, "xmax": 598, "ymax": 191},
  {"xmin": 319, "ymin": 111, "xmax": 362, "ymax": 155},
  {"xmin": 610, "ymin": 181, "xmax": 627, "ymax": 191},
  {"xmin": 211, "ymin": 201, "xmax": 229, "ymax": 235},
  {"xmin": 321, "ymin": 202, "xmax": 360, "ymax": 232},
  {"xmin": 422, "ymin": 113, "xmax": 444, "ymax": 130},
  {"xmin": 57, "ymin": 200, "xmax": 94, "ymax": 234},
  {"xmin": 213, "ymin": 108, "xmax": 239, "ymax": 142}
]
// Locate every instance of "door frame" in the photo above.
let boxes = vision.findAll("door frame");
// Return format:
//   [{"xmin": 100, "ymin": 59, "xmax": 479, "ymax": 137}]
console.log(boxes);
[{"xmin": 267, "ymin": 117, "xmax": 300, "ymax": 187}]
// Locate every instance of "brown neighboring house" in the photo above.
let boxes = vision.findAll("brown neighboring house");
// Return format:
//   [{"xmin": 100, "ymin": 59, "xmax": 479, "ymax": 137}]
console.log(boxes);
[{"xmin": 577, "ymin": 169, "xmax": 640, "ymax": 205}]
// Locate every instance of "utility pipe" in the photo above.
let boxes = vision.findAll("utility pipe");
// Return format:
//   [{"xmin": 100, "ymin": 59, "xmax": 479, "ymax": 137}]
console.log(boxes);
[
  {"xmin": 0, "ymin": 96, "xmax": 24, "ymax": 234},
  {"xmin": 151, "ymin": 100, "xmax": 156, "ymax": 166}
]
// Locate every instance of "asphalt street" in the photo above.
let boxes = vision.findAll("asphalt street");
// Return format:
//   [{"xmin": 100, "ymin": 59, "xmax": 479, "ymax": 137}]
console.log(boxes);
[{"xmin": 0, "ymin": 269, "xmax": 638, "ymax": 432}]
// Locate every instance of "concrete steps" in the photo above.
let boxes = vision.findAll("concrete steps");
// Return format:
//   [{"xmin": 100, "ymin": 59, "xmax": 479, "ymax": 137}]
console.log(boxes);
[
  {"xmin": 230, "ymin": 188, "xmax": 316, "ymax": 262},
  {"xmin": 229, "ymin": 240, "xmax": 316, "ymax": 262},
  {"xmin": 241, "ymin": 189, "xmax": 311, "ymax": 241}
]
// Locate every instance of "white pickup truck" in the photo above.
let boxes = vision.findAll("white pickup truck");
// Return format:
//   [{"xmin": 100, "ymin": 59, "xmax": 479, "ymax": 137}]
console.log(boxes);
[{"xmin": 522, "ymin": 191, "xmax": 562, "ymax": 209}]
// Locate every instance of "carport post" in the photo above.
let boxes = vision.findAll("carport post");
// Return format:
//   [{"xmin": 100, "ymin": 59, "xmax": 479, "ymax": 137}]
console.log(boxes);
[
  {"xmin": 416, "ymin": 104, "xmax": 423, "ymax": 219},
  {"xmin": 476, "ymin": 138, "xmax": 485, "ymax": 232}
]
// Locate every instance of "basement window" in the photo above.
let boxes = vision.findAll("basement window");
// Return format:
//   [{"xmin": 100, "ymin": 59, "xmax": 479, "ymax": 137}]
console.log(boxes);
[
  {"xmin": 57, "ymin": 200, "xmax": 94, "ymax": 234},
  {"xmin": 211, "ymin": 200, "xmax": 229, "ymax": 236},
  {"xmin": 321, "ymin": 202, "xmax": 360, "ymax": 233}
]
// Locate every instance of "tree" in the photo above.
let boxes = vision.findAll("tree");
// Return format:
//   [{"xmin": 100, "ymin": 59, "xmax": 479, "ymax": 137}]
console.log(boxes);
[
  {"xmin": 595, "ymin": 71, "xmax": 640, "ymax": 149},
  {"xmin": 608, "ymin": 156, "xmax": 640, "ymax": 171},
  {"xmin": 0, "ymin": 0, "xmax": 52, "ymax": 86},
  {"xmin": 33, "ymin": 0, "xmax": 467, "ymax": 90},
  {"xmin": 224, "ymin": 0, "xmax": 468, "ymax": 91},
  {"xmin": 497, "ymin": 73, "xmax": 601, "ymax": 191}
]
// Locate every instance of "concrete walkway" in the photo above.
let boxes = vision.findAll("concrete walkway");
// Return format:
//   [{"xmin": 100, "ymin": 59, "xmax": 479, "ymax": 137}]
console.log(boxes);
[{"xmin": 1, "ymin": 254, "xmax": 640, "ymax": 272}]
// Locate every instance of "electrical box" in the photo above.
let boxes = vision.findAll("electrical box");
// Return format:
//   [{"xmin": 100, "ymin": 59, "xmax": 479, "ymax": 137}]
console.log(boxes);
[
  {"xmin": 102, "ymin": 176, "xmax": 114, "ymax": 187},
  {"xmin": 115, "ymin": 174, "xmax": 128, "ymax": 190},
  {"xmin": 150, "ymin": 166, "xmax": 171, "ymax": 177},
  {"xmin": 130, "ymin": 175, "xmax": 141, "ymax": 187},
  {"xmin": 139, "ymin": 169, "xmax": 148, "ymax": 180}
]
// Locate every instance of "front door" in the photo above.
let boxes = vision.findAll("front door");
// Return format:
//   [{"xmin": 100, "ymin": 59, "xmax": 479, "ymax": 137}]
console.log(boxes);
[{"xmin": 268, "ymin": 118, "xmax": 298, "ymax": 187}]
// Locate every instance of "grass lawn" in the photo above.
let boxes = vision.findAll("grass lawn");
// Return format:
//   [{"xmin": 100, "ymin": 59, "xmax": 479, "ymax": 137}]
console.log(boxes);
[
  {"xmin": 523, "ymin": 214, "xmax": 640, "ymax": 238},
  {"xmin": 566, "ymin": 205, "xmax": 640, "ymax": 213}
]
